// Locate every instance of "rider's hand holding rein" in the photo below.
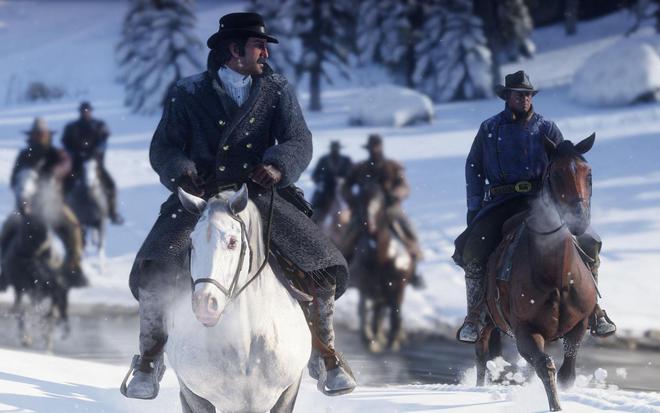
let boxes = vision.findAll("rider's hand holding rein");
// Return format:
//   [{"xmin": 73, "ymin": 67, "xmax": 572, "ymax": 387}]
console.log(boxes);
[
  {"xmin": 176, "ymin": 166, "xmax": 207, "ymax": 197},
  {"xmin": 250, "ymin": 163, "xmax": 282, "ymax": 188}
]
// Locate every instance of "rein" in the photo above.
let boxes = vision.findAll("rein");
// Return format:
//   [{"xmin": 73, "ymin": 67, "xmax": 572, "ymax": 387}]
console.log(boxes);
[{"xmin": 193, "ymin": 186, "xmax": 275, "ymax": 302}]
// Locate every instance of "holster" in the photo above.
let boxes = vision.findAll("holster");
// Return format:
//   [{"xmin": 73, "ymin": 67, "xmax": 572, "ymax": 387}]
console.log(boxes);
[{"xmin": 278, "ymin": 185, "xmax": 314, "ymax": 217}]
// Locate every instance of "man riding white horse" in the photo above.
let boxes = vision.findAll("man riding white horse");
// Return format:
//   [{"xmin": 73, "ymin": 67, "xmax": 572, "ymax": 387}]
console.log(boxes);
[
  {"xmin": 122, "ymin": 12, "xmax": 356, "ymax": 399},
  {"xmin": 0, "ymin": 117, "xmax": 87, "ymax": 290},
  {"xmin": 454, "ymin": 70, "xmax": 616, "ymax": 343}
]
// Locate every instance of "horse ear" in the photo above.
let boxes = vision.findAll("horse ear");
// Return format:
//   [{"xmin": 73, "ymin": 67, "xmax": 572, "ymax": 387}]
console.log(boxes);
[
  {"xmin": 575, "ymin": 132, "xmax": 595, "ymax": 155},
  {"xmin": 544, "ymin": 136, "xmax": 558, "ymax": 156},
  {"xmin": 177, "ymin": 187, "xmax": 207, "ymax": 215},
  {"xmin": 228, "ymin": 184, "xmax": 249, "ymax": 215}
]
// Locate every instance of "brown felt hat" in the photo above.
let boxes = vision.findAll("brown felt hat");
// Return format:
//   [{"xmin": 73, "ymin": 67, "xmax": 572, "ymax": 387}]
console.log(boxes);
[
  {"xmin": 207, "ymin": 12, "xmax": 278, "ymax": 49},
  {"xmin": 495, "ymin": 70, "xmax": 539, "ymax": 100}
]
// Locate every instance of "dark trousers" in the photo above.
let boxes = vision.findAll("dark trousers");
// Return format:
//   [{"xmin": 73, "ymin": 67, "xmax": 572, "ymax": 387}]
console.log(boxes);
[{"xmin": 462, "ymin": 199, "xmax": 530, "ymax": 268}]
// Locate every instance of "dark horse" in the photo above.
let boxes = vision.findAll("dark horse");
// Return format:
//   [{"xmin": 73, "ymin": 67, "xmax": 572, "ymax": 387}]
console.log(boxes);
[
  {"xmin": 1, "ymin": 168, "xmax": 71, "ymax": 349},
  {"xmin": 65, "ymin": 158, "xmax": 108, "ymax": 267},
  {"xmin": 350, "ymin": 181, "xmax": 414, "ymax": 353},
  {"xmin": 476, "ymin": 134, "xmax": 599, "ymax": 411}
]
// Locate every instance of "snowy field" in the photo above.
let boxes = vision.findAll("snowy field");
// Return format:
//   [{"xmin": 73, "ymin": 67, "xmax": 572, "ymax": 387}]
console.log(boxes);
[
  {"xmin": 0, "ymin": 1, "xmax": 660, "ymax": 411},
  {"xmin": 1, "ymin": 348, "xmax": 658, "ymax": 413}
]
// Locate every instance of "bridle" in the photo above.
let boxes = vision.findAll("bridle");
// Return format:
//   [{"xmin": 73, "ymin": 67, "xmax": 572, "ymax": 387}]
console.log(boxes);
[
  {"xmin": 192, "ymin": 187, "xmax": 274, "ymax": 303},
  {"xmin": 525, "ymin": 159, "xmax": 566, "ymax": 236}
]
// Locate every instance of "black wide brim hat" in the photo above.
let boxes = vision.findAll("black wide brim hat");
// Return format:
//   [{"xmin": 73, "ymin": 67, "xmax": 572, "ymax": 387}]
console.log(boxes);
[
  {"xmin": 207, "ymin": 12, "xmax": 278, "ymax": 49},
  {"xmin": 495, "ymin": 70, "xmax": 539, "ymax": 100}
]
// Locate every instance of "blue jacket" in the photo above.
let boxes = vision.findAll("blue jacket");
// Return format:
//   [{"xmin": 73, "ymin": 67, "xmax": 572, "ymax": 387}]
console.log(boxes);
[{"xmin": 465, "ymin": 106, "xmax": 564, "ymax": 218}]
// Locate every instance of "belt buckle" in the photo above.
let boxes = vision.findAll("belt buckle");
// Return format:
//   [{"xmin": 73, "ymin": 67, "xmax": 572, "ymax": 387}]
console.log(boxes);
[{"xmin": 514, "ymin": 181, "xmax": 532, "ymax": 193}]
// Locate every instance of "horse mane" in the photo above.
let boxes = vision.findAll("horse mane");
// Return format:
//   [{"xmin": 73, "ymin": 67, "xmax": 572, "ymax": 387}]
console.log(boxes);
[{"xmin": 209, "ymin": 191, "xmax": 266, "ymax": 273}]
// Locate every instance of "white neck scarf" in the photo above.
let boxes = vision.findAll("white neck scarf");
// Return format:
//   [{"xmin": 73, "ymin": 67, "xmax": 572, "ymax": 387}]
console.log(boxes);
[{"xmin": 217, "ymin": 66, "xmax": 252, "ymax": 107}]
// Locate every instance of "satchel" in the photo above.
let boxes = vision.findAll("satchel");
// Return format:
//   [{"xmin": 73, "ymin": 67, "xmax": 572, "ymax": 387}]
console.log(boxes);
[{"xmin": 278, "ymin": 185, "xmax": 314, "ymax": 217}]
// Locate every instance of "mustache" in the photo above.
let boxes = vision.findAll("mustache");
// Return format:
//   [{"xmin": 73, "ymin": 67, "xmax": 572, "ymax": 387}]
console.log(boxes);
[{"xmin": 257, "ymin": 58, "xmax": 267, "ymax": 65}]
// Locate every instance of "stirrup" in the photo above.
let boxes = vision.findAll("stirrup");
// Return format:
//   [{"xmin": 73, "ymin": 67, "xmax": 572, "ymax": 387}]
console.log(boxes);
[
  {"xmin": 120, "ymin": 354, "xmax": 166, "ymax": 400},
  {"xmin": 591, "ymin": 311, "xmax": 616, "ymax": 338},
  {"xmin": 456, "ymin": 315, "xmax": 483, "ymax": 344}
]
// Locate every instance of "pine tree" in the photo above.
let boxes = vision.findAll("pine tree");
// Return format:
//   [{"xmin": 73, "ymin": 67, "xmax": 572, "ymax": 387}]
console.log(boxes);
[
  {"xmin": 116, "ymin": 0, "xmax": 203, "ymax": 114},
  {"xmin": 250, "ymin": 0, "xmax": 355, "ymax": 112},
  {"xmin": 497, "ymin": 0, "xmax": 535, "ymax": 61},
  {"xmin": 413, "ymin": 0, "xmax": 493, "ymax": 102},
  {"xmin": 356, "ymin": 0, "xmax": 425, "ymax": 87}
]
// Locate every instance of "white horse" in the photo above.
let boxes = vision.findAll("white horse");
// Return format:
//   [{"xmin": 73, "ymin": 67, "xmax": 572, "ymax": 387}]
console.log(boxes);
[
  {"xmin": 167, "ymin": 184, "xmax": 311, "ymax": 413},
  {"xmin": 66, "ymin": 158, "xmax": 107, "ymax": 271}
]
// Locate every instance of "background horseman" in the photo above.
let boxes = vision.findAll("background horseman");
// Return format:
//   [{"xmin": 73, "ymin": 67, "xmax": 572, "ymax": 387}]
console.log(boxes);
[
  {"xmin": 122, "ymin": 12, "xmax": 356, "ymax": 400},
  {"xmin": 454, "ymin": 70, "xmax": 616, "ymax": 343},
  {"xmin": 62, "ymin": 101, "xmax": 124, "ymax": 225},
  {"xmin": 0, "ymin": 117, "xmax": 87, "ymax": 289},
  {"xmin": 311, "ymin": 140, "xmax": 352, "ymax": 225},
  {"xmin": 342, "ymin": 134, "xmax": 425, "ymax": 289}
]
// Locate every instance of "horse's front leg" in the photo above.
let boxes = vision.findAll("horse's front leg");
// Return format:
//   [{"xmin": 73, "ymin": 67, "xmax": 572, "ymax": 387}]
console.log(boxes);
[
  {"xmin": 515, "ymin": 325, "xmax": 561, "ymax": 411},
  {"xmin": 475, "ymin": 323, "xmax": 494, "ymax": 386},
  {"xmin": 558, "ymin": 319, "xmax": 588, "ymax": 389},
  {"xmin": 387, "ymin": 283, "xmax": 406, "ymax": 352}
]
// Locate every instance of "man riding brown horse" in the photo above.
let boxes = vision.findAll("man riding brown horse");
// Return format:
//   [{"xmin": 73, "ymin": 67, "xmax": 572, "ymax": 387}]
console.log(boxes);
[
  {"xmin": 342, "ymin": 134, "xmax": 425, "ymax": 289},
  {"xmin": 454, "ymin": 70, "xmax": 616, "ymax": 343},
  {"xmin": 122, "ymin": 12, "xmax": 356, "ymax": 400},
  {"xmin": 311, "ymin": 140, "xmax": 352, "ymax": 225}
]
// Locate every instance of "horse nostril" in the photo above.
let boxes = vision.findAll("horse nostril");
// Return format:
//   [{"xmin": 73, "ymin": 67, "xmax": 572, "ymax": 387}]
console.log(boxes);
[{"xmin": 209, "ymin": 296, "xmax": 218, "ymax": 312}]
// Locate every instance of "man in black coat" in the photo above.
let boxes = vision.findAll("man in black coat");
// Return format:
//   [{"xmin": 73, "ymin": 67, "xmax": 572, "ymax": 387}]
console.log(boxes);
[
  {"xmin": 62, "ymin": 101, "xmax": 124, "ymax": 224},
  {"xmin": 122, "ymin": 12, "xmax": 356, "ymax": 399},
  {"xmin": 0, "ymin": 117, "xmax": 87, "ymax": 289},
  {"xmin": 311, "ymin": 141, "xmax": 352, "ymax": 224}
]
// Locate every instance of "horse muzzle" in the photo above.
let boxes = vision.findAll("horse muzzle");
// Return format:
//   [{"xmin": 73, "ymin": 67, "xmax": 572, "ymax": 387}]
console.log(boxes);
[{"xmin": 192, "ymin": 288, "xmax": 226, "ymax": 327}]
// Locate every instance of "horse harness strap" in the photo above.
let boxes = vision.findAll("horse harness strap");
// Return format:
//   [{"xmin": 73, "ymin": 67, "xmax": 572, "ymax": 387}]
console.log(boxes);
[{"xmin": 193, "ymin": 187, "xmax": 275, "ymax": 302}]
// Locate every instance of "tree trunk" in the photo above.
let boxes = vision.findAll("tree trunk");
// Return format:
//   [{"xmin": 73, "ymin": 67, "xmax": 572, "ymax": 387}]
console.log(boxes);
[
  {"xmin": 565, "ymin": 0, "xmax": 579, "ymax": 35},
  {"xmin": 309, "ymin": 68, "xmax": 322, "ymax": 112},
  {"xmin": 308, "ymin": 0, "xmax": 323, "ymax": 112}
]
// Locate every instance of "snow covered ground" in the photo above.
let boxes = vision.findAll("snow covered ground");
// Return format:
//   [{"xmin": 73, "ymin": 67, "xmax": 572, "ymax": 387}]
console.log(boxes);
[
  {"xmin": 1, "ymin": 348, "xmax": 658, "ymax": 413},
  {"xmin": 0, "ymin": 1, "xmax": 660, "ymax": 410}
]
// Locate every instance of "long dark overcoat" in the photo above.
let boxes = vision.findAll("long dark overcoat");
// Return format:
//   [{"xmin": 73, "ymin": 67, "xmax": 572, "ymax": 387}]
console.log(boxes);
[{"xmin": 129, "ymin": 64, "xmax": 348, "ymax": 299}]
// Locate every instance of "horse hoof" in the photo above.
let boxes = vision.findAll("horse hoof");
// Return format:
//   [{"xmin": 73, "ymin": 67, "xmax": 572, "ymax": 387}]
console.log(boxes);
[{"xmin": 368, "ymin": 340, "xmax": 383, "ymax": 353}]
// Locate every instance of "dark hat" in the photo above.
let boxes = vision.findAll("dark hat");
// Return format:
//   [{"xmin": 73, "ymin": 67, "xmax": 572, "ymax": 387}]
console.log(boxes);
[
  {"xmin": 23, "ymin": 117, "xmax": 55, "ymax": 136},
  {"xmin": 495, "ymin": 70, "xmax": 538, "ymax": 100},
  {"xmin": 79, "ymin": 101, "xmax": 93, "ymax": 111},
  {"xmin": 330, "ymin": 140, "xmax": 342, "ymax": 149},
  {"xmin": 363, "ymin": 134, "xmax": 383, "ymax": 149},
  {"xmin": 207, "ymin": 12, "xmax": 278, "ymax": 49}
]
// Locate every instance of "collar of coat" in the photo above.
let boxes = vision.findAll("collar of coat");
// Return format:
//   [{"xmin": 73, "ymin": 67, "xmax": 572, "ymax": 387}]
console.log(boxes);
[{"xmin": 502, "ymin": 105, "xmax": 535, "ymax": 123}]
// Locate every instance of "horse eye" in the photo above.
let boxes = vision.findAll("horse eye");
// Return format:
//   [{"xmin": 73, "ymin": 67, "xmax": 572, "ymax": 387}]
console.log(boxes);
[{"xmin": 228, "ymin": 236, "xmax": 238, "ymax": 250}]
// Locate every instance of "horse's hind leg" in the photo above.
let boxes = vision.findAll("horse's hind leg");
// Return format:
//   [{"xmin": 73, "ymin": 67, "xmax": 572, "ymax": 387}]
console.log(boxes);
[
  {"xmin": 358, "ymin": 294, "xmax": 374, "ymax": 347},
  {"xmin": 558, "ymin": 319, "xmax": 588, "ymax": 389},
  {"xmin": 515, "ymin": 326, "xmax": 561, "ymax": 411},
  {"xmin": 271, "ymin": 372, "xmax": 303, "ymax": 413},
  {"xmin": 387, "ymin": 290, "xmax": 405, "ymax": 352},
  {"xmin": 475, "ymin": 323, "xmax": 495, "ymax": 386},
  {"xmin": 178, "ymin": 380, "xmax": 215, "ymax": 413}
]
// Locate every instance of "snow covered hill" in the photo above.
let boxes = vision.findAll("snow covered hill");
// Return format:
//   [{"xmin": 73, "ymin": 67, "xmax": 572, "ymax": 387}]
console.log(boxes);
[
  {"xmin": 0, "ymin": 348, "xmax": 658, "ymax": 413},
  {"xmin": 0, "ymin": 0, "xmax": 659, "ymax": 344}
]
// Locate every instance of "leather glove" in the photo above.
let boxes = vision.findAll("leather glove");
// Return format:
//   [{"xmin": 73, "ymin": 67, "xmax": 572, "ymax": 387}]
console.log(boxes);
[
  {"xmin": 250, "ymin": 164, "xmax": 282, "ymax": 188},
  {"xmin": 467, "ymin": 209, "xmax": 479, "ymax": 226},
  {"xmin": 176, "ymin": 167, "xmax": 205, "ymax": 197}
]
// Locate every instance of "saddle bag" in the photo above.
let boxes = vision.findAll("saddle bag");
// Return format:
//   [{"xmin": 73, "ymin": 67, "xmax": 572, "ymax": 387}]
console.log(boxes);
[{"xmin": 278, "ymin": 185, "xmax": 314, "ymax": 217}]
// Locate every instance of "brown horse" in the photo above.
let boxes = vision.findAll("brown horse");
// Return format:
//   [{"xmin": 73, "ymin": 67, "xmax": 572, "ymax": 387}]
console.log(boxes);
[
  {"xmin": 350, "ymin": 181, "xmax": 414, "ymax": 353},
  {"xmin": 476, "ymin": 134, "xmax": 599, "ymax": 411}
]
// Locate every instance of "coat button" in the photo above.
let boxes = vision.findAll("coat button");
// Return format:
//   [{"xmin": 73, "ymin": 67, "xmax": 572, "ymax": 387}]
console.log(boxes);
[
  {"xmin": 218, "ymin": 165, "xmax": 226, "ymax": 171},
  {"xmin": 222, "ymin": 145, "xmax": 229, "ymax": 151},
  {"xmin": 246, "ymin": 143, "xmax": 252, "ymax": 149},
  {"xmin": 245, "ymin": 132, "xmax": 250, "ymax": 136},
  {"xmin": 242, "ymin": 163, "xmax": 249, "ymax": 169},
  {"xmin": 218, "ymin": 120, "xmax": 225, "ymax": 126},
  {"xmin": 249, "ymin": 117, "xmax": 255, "ymax": 124}
]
